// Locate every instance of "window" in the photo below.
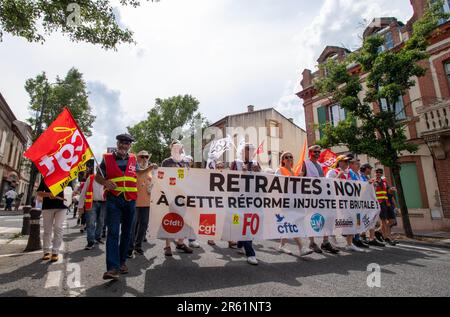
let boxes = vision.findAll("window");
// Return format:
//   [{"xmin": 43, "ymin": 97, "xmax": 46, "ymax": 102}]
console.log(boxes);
[
  {"xmin": 329, "ymin": 104, "xmax": 346, "ymax": 127},
  {"xmin": 445, "ymin": 61, "xmax": 450, "ymax": 88},
  {"xmin": 317, "ymin": 106, "xmax": 327, "ymax": 139},
  {"xmin": 380, "ymin": 96, "xmax": 406, "ymax": 120},
  {"xmin": 267, "ymin": 120, "xmax": 282, "ymax": 138},
  {"xmin": 432, "ymin": 0, "xmax": 450, "ymax": 24},
  {"xmin": 385, "ymin": 32, "xmax": 394, "ymax": 50}
]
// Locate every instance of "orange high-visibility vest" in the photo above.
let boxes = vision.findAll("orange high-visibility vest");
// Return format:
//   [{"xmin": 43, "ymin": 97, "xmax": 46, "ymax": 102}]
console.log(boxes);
[
  {"xmin": 278, "ymin": 166, "xmax": 299, "ymax": 177},
  {"xmin": 84, "ymin": 174, "xmax": 95, "ymax": 210},
  {"xmin": 104, "ymin": 153, "xmax": 138, "ymax": 201}
]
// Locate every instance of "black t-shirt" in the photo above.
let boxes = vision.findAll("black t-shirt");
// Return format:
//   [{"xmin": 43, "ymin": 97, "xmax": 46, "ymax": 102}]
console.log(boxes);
[{"xmin": 37, "ymin": 179, "xmax": 69, "ymax": 210}]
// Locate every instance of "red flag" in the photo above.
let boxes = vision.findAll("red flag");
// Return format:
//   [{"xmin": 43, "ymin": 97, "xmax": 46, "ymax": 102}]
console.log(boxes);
[
  {"xmin": 24, "ymin": 107, "xmax": 93, "ymax": 196},
  {"xmin": 294, "ymin": 139, "xmax": 308, "ymax": 176},
  {"xmin": 256, "ymin": 140, "xmax": 264, "ymax": 155},
  {"xmin": 318, "ymin": 149, "xmax": 337, "ymax": 175}
]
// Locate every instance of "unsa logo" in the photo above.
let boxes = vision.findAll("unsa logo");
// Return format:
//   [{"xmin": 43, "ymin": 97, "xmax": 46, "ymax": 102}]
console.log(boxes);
[
  {"xmin": 310, "ymin": 213, "xmax": 325, "ymax": 232},
  {"xmin": 162, "ymin": 213, "xmax": 184, "ymax": 234}
]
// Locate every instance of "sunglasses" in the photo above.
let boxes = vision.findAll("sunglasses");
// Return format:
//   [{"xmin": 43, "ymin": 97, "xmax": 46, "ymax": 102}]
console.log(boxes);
[
  {"xmin": 283, "ymin": 156, "xmax": 294, "ymax": 159},
  {"xmin": 119, "ymin": 141, "xmax": 131, "ymax": 145},
  {"xmin": 313, "ymin": 151, "xmax": 321, "ymax": 153},
  {"xmin": 139, "ymin": 156, "xmax": 149, "ymax": 159}
]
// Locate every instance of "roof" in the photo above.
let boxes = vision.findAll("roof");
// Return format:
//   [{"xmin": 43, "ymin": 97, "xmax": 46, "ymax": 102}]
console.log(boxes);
[{"xmin": 209, "ymin": 107, "xmax": 306, "ymax": 132}]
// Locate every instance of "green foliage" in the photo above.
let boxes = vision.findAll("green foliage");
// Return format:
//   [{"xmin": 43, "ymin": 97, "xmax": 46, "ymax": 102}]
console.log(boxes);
[
  {"xmin": 128, "ymin": 95, "xmax": 207, "ymax": 164},
  {"xmin": 0, "ymin": 0, "xmax": 149, "ymax": 50},
  {"xmin": 25, "ymin": 68, "xmax": 95, "ymax": 138}
]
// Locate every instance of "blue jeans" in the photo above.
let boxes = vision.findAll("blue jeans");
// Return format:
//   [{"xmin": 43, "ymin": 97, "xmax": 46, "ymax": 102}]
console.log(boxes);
[
  {"xmin": 237, "ymin": 241, "xmax": 255, "ymax": 257},
  {"xmin": 129, "ymin": 206, "xmax": 150, "ymax": 250},
  {"xmin": 85, "ymin": 201, "xmax": 105, "ymax": 243},
  {"xmin": 105, "ymin": 194, "xmax": 136, "ymax": 271}
]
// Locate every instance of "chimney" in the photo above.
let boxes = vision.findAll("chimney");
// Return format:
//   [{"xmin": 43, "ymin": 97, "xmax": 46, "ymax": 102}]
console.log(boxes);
[
  {"xmin": 247, "ymin": 105, "xmax": 255, "ymax": 112},
  {"xmin": 288, "ymin": 118, "xmax": 294, "ymax": 122}
]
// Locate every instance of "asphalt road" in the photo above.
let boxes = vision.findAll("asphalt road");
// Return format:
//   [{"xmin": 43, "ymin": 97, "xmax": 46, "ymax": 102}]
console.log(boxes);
[{"xmin": 1, "ymin": 215, "xmax": 449, "ymax": 297}]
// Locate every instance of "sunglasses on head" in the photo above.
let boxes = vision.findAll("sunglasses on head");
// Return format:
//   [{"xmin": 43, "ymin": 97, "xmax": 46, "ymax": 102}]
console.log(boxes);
[{"xmin": 284, "ymin": 156, "xmax": 293, "ymax": 159}]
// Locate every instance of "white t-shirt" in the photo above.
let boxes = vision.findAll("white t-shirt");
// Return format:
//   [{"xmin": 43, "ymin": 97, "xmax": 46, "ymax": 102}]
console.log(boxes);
[{"xmin": 5, "ymin": 190, "xmax": 17, "ymax": 199}]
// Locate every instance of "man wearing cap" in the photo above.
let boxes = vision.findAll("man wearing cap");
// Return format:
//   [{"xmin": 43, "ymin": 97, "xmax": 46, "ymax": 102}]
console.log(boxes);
[
  {"xmin": 127, "ymin": 150, "xmax": 157, "ymax": 257},
  {"xmin": 326, "ymin": 155, "xmax": 364, "ymax": 252},
  {"xmin": 301, "ymin": 145, "xmax": 340, "ymax": 254},
  {"xmin": 95, "ymin": 133, "xmax": 156, "ymax": 280}
]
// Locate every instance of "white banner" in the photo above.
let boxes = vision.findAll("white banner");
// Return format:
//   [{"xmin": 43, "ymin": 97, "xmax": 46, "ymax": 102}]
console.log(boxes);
[{"xmin": 149, "ymin": 168, "xmax": 380, "ymax": 241}]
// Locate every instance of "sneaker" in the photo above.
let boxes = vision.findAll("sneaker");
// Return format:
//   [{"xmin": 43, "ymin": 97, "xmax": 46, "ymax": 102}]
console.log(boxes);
[
  {"xmin": 329, "ymin": 236, "xmax": 339, "ymax": 247},
  {"xmin": 119, "ymin": 264, "xmax": 129, "ymax": 274},
  {"xmin": 188, "ymin": 241, "xmax": 200, "ymax": 248},
  {"xmin": 164, "ymin": 246, "xmax": 172, "ymax": 256},
  {"xmin": 238, "ymin": 248, "xmax": 246, "ymax": 255},
  {"xmin": 134, "ymin": 248, "xmax": 144, "ymax": 255},
  {"xmin": 176, "ymin": 243, "xmax": 193, "ymax": 253},
  {"xmin": 126, "ymin": 250, "xmax": 134, "ymax": 259},
  {"xmin": 321, "ymin": 241, "xmax": 340, "ymax": 254},
  {"xmin": 50, "ymin": 254, "xmax": 59, "ymax": 262},
  {"xmin": 384, "ymin": 238, "xmax": 397, "ymax": 246},
  {"xmin": 344, "ymin": 244, "xmax": 364, "ymax": 252},
  {"xmin": 143, "ymin": 237, "xmax": 148, "ymax": 243},
  {"xmin": 102, "ymin": 231, "xmax": 106, "ymax": 238},
  {"xmin": 84, "ymin": 242, "xmax": 95, "ymax": 250},
  {"xmin": 247, "ymin": 256, "xmax": 258, "ymax": 265},
  {"xmin": 368, "ymin": 239, "xmax": 385, "ymax": 247},
  {"xmin": 207, "ymin": 240, "xmax": 216, "ymax": 246},
  {"xmin": 103, "ymin": 269, "xmax": 120, "ymax": 281},
  {"xmin": 228, "ymin": 241, "xmax": 238, "ymax": 249},
  {"xmin": 375, "ymin": 231, "xmax": 385, "ymax": 243},
  {"xmin": 353, "ymin": 239, "xmax": 369, "ymax": 249},
  {"xmin": 95, "ymin": 238, "xmax": 104, "ymax": 245},
  {"xmin": 309, "ymin": 242, "xmax": 323, "ymax": 254},
  {"xmin": 278, "ymin": 245, "xmax": 293, "ymax": 255},
  {"xmin": 300, "ymin": 247, "xmax": 314, "ymax": 256},
  {"xmin": 42, "ymin": 253, "xmax": 51, "ymax": 261},
  {"xmin": 361, "ymin": 235, "xmax": 369, "ymax": 244}
]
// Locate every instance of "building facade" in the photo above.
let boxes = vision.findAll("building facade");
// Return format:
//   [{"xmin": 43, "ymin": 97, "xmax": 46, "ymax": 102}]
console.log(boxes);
[
  {"xmin": 209, "ymin": 106, "xmax": 307, "ymax": 170},
  {"xmin": 298, "ymin": 0, "xmax": 450, "ymax": 231},
  {"xmin": 0, "ymin": 93, "xmax": 35, "ymax": 207}
]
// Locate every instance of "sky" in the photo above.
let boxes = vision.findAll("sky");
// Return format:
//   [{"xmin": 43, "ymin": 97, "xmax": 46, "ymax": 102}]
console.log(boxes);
[{"xmin": 0, "ymin": 0, "xmax": 413, "ymax": 156}]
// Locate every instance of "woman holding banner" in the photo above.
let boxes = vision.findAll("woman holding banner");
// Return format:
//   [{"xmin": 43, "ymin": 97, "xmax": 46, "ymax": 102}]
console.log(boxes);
[{"xmin": 275, "ymin": 151, "xmax": 314, "ymax": 257}]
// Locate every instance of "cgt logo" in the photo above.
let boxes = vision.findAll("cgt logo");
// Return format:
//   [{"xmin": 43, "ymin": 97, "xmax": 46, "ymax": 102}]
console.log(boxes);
[
  {"xmin": 242, "ymin": 213, "xmax": 260, "ymax": 235},
  {"xmin": 198, "ymin": 214, "xmax": 216, "ymax": 236},
  {"xmin": 162, "ymin": 213, "xmax": 184, "ymax": 234},
  {"xmin": 310, "ymin": 213, "xmax": 325, "ymax": 233},
  {"xmin": 275, "ymin": 214, "xmax": 299, "ymax": 234}
]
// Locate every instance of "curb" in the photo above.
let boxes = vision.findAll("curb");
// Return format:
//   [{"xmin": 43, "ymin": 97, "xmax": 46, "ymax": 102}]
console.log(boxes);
[{"xmin": 397, "ymin": 239, "xmax": 450, "ymax": 250}]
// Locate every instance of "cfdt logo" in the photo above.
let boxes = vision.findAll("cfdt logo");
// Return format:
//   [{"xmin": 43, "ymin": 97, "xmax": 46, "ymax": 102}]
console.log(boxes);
[
  {"xmin": 162, "ymin": 213, "xmax": 184, "ymax": 233},
  {"xmin": 310, "ymin": 213, "xmax": 325, "ymax": 232},
  {"xmin": 158, "ymin": 170, "xmax": 165, "ymax": 179},
  {"xmin": 198, "ymin": 214, "xmax": 216, "ymax": 236},
  {"xmin": 275, "ymin": 214, "xmax": 299, "ymax": 234}
]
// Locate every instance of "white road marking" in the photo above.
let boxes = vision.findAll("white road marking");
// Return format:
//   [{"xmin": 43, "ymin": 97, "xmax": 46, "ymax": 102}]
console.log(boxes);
[
  {"xmin": 44, "ymin": 270, "xmax": 62, "ymax": 288},
  {"xmin": 0, "ymin": 250, "xmax": 42, "ymax": 258},
  {"xmin": 396, "ymin": 243, "xmax": 448, "ymax": 254}
]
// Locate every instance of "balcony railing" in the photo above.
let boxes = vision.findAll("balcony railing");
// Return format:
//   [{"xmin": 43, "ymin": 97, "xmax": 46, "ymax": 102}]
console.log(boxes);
[{"xmin": 417, "ymin": 100, "xmax": 450, "ymax": 136}]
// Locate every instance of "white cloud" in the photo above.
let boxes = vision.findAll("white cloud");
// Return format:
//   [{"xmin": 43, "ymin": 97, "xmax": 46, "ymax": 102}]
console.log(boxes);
[{"xmin": 0, "ymin": 0, "xmax": 413, "ymax": 155}]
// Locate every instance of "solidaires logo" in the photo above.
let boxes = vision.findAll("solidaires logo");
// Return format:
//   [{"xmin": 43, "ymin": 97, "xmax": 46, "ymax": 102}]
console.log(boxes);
[{"xmin": 310, "ymin": 213, "xmax": 325, "ymax": 232}]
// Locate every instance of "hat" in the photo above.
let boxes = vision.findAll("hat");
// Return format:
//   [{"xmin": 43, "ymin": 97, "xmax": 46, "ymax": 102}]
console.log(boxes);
[
  {"xmin": 361, "ymin": 163, "xmax": 373, "ymax": 170},
  {"xmin": 116, "ymin": 133, "xmax": 135, "ymax": 142},
  {"xmin": 309, "ymin": 145, "xmax": 321, "ymax": 152},
  {"xmin": 137, "ymin": 150, "xmax": 151, "ymax": 158},
  {"xmin": 375, "ymin": 168, "xmax": 384, "ymax": 173},
  {"xmin": 331, "ymin": 155, "xmax": 350, "ymax": 168}
]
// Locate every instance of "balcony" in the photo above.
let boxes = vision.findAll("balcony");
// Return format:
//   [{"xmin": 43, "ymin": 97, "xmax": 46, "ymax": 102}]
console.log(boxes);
[{"xmin": 417, "ymin": 100, "xmax": 450, "ymax": 159}]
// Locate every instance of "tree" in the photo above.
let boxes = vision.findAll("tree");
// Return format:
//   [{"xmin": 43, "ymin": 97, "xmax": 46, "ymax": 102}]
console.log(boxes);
[
  {"xmin": 25, "ymin": 67, "xmax": 95, "ymax": 138},
  {"xmin": 314, "ymin": 1, "xmax": 449, "ymax": 238},
  {"xmin": 128, "ymin": 95, "xmax": 208, "ymax": 164},
  {"xmin": 0, "ymin": 0, "xmax": 149, "ymax": 50}
]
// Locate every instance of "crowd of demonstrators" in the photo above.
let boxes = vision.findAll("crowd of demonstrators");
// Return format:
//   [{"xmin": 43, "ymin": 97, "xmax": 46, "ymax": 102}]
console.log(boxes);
[
  {"xmin": 34, "ymin": 132, "xmax": 399, "ymax": 279},
  {"xmin": 275, "ymin": 151, "xmax": 313, "ymax": 257}
]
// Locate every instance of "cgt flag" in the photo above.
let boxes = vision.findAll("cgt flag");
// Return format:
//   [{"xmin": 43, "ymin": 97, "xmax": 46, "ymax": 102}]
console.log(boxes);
[{"xmin": 24, "ymin": 107, "xmax": 93, "ymax": 196}]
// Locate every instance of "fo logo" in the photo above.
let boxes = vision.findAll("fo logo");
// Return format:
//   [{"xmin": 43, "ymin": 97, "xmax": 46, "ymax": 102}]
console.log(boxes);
[
  {"xmin": 162, "ymin": 213, "xmax": 184, "ymax": 233},
  {"xmin": 310, "ymin": 213, "xmax": 325, "ymax": 232},
  {"xmin": 198, "ymin": 214, "xmax": 216, "ymax": 236}
]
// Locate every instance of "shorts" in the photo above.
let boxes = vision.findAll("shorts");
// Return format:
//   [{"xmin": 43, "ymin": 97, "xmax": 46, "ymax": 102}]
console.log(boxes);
[{"xmin": 379, "ymin": 203, "xmax": 396, "ymax": 220}]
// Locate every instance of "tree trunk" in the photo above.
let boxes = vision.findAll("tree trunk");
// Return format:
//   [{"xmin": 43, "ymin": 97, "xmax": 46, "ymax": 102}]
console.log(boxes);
[{"xmin": 391, "ymin": 165, "xmax": 414, "ymax": 238}]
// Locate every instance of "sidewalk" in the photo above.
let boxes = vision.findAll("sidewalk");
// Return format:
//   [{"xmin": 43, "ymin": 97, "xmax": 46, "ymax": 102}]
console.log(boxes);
[{"xmin": 392, "ymin": 228, "xmax": 450, "ymax": 249}]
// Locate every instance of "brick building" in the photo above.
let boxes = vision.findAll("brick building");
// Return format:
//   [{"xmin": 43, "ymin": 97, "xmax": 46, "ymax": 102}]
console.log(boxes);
[{"xmin": 298, "ymin": 0, "xmax": 450, "ymax": 231}]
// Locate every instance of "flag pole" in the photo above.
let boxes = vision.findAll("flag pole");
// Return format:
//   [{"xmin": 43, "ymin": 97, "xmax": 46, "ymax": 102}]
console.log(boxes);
[{"xmin": 63, "ymin": 107, "xmax": 105, "ymax": 178}]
